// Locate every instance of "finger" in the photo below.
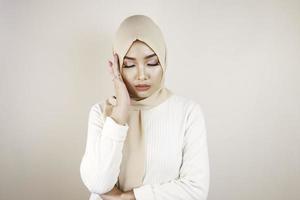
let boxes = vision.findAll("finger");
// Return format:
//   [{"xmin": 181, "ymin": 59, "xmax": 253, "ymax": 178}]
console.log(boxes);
[
  {"xmin": 110, "ymin": 55, "xmax": 118, "ymax": 82},
  {"xmin": 109, "ymin": 60, "xmax": 120, "ymax": 82},
  {"xmin": 114, "ymin": 53, "xmax": 121, "ymax": 75},
  {"xmin": 109, "ymin": 60, "xmax": 119, "ymax": 82},
  {"xmin": 108, "ymin": 61, "xmax": 113, "ymax": 75},
  {"xmin": 107, "ymin": 96, "xmax": 117, "ymax": 106},
  {"xmin": 113, "ymin": 53, "xmax": 123, "ymax": 81},
  {"xmin": 112, "ymin": 54, "xmax": 118, "ymax": 77}
]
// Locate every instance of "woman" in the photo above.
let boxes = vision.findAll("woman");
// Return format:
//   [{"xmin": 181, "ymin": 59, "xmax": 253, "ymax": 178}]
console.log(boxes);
[{"xmin": 80, "ymin": 14, "xmax": 210, "ymax": 200}]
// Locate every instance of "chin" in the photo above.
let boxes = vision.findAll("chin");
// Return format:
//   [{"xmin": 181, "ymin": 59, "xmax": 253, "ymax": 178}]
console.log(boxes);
[
  {"xmin": 137, "ymin": 93, "xmax": 149, "ymax": 98},
  {"xmin": 134, "ymin": 91, "xmax": 151, "ymax": 99}
]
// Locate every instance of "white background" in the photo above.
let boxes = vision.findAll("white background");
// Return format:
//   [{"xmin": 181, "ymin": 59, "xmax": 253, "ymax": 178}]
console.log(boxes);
[{"xmin": 1, "ymin": 0, "xmax": 299, "ymax": 199}]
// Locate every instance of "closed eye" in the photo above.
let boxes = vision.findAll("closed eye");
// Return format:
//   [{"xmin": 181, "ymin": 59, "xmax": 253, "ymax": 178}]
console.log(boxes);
[
  {"xmin": 123, "ymin": 62, "xmax": 159, "ymax": 68},
  {"xmin": 147, "ymin": 62, "xmax": 159, "ymax": 66},
  {"xmin": 123, "ymin": 64, "xmax": 135, "ymax": 68}
]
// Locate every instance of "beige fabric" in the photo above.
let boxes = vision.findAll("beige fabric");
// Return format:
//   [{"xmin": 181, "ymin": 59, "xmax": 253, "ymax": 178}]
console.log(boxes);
[{"xmin": 100, "ymin": 14, "xmax": 173, "ymax": 192}]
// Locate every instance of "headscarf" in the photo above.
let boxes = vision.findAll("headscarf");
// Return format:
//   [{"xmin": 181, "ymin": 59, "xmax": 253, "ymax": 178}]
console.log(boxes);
[{"xmin": 100, "ymin": 14, "xmax": 173, "ymax": 192}]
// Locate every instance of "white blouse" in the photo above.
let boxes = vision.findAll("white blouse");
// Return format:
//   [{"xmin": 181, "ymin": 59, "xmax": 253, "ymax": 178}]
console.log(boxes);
[{"xmin": 80, "ymin": 94, "xmax": 210, "ymax": 200}]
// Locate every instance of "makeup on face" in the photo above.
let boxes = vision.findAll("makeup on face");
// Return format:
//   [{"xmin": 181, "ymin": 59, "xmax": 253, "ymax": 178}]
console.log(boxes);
[
  {"xmin": 123, "ymin": 54, "xmax": 160, "ymax": 68},
  {"xmin": 120, "ymin": 41, "xmax": 163, "ymax": 99},
  {"xmin": 135, "ymin": 84, "xmax": 151, "ymax": 91}
]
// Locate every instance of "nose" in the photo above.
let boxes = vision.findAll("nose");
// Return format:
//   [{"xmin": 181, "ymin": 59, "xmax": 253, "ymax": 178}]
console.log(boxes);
[{"xmin": 137, "ymin": 65, "xmax": 147, "ymax": 80}]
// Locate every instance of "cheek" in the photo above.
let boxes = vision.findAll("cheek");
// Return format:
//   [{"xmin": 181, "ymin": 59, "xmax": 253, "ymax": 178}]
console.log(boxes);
[
  {"xmin": 122, "ymin": 70, "xmax": 135, "ymax": 85},
  {"xmin": 122, "ymin": 66, "xmax": 163, "ymax": 82},
  {"xmin": 150, "ymin": 67, "xmax": 163, "ymax": 81}
]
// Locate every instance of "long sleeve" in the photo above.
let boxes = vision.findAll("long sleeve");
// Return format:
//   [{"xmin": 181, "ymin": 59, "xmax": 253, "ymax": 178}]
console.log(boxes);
[
  {"xmin": 133, "ymin": 103, "xmax": 210, "ymax": 200},
  {"xmin": 80, "ymin": 103, "xmax": 129, "ymax": 196}
]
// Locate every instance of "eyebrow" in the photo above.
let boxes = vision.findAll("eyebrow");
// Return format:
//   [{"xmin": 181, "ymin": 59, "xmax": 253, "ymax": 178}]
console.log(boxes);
[{"xmin": 124, "ymin": 53, "xmax": 157, "ymax": 60}]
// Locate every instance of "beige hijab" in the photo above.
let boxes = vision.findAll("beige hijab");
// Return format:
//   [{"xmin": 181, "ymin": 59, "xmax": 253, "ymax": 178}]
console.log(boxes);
[{"xmin": 100, "ymin": 14, "xmax": 173, "ymax": 192}]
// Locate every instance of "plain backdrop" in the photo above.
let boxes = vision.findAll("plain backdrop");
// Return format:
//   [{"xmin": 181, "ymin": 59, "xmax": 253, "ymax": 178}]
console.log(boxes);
[{"xmin": 1, "ymin": 0, "xmax": 299, "ymax": 199}]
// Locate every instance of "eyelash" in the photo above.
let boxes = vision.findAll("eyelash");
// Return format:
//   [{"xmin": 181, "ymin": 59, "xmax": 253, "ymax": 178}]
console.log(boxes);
[{"xmin": 123, "ymin": 62, "xmax": 159, "ymax": 68}]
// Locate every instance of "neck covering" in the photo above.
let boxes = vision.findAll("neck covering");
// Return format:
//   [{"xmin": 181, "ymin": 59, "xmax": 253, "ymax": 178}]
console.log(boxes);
[{"xmin": 100, "ymin": 14, "xmax": 173, "ymax": 192}]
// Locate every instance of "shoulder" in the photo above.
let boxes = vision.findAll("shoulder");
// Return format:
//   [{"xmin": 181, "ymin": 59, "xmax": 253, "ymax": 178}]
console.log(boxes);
[
  {"xmin": 168, "ymin": 94, "xmax": 206, "ymax": 128},
  {"xmin": 168, "ymin": 94, "xmax": 204, "ymax": 114}
]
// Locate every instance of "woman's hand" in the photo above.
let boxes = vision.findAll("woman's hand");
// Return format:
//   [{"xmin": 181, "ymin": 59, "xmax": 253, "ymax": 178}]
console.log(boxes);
[
  {"xmin": 100, "ymin": 186, "xmax": 136, "ymax": 200},
  {"xmin": 100, "ymin": 185, "xmax": 122, "ymax": 200},
  {"xmin": 108, "ymin": 53, "xmax": 131, "ymax": 125},
  {"xmin": 120, "ymin": 190, "xmax": 136, "ymax": 200}
]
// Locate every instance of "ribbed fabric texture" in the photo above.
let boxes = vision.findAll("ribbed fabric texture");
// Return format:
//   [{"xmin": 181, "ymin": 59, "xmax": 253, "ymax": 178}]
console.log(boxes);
[{"xmin": 80, "ymin": 94, "xmax": 210, "ymax": 200}]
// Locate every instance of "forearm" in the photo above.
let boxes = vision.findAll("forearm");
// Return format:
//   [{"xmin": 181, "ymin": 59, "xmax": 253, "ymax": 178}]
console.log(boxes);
[
  {"xmin": 98, "ymin": 187, "xmax": 136, "ymax": 200},
  {"xmin": 80, "ymin": 115, "xmax": 129, "ymax": 194},
  {"xmin": 133, "ymin": 176, "xmax": 209, "ymax": 200}
]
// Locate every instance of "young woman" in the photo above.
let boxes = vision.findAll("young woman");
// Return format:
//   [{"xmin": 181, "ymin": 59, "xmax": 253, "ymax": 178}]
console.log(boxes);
[{"xmin": 80, "ymin": 15, "xmax": 210, "ymax": 200}]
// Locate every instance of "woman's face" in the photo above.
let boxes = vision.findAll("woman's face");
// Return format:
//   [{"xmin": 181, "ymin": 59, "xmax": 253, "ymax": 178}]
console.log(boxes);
[{"xmin": 121, "ymin": 40, "xmax": 163, "ymax": 100}]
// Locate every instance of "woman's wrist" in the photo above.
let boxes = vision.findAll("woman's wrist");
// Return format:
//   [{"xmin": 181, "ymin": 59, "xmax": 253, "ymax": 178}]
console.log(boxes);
[
  {"xmin": 110, "ymin": 108, "xmax": 128, "ymax": 125},
  {"xmin": 111, "ymin": 107, "xmax": 129, "ymax": 124}
]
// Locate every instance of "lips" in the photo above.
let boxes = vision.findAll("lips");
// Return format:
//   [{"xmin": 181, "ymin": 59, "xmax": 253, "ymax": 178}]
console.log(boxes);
[
  {"xmin": 135, "ymin": 84, "xmax": 151, "ymax": 91},
  {"xmin": 136, "ymin": 84, "xmax": 150, "ymax": 87}
]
